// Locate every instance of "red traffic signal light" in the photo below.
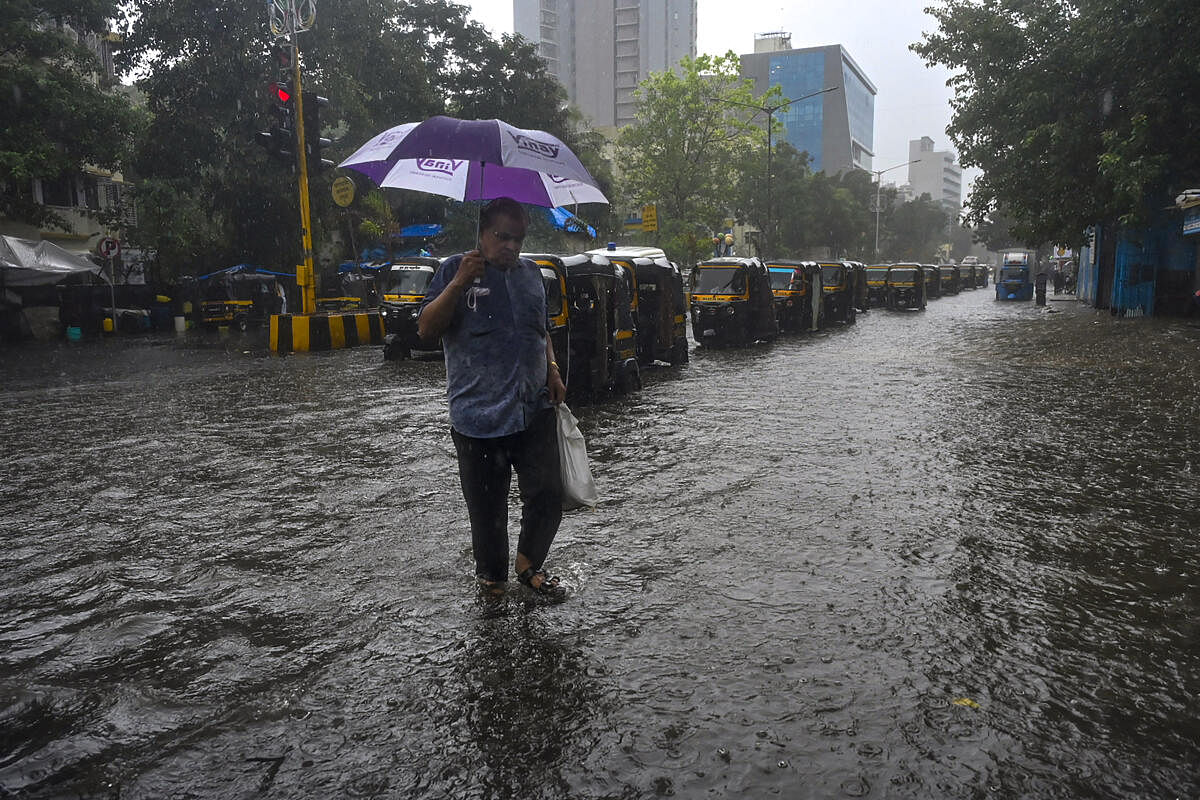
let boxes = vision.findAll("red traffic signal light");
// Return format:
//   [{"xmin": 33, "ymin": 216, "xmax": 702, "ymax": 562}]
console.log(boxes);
[{"xmin": 272, "ymin": 82, "xmax": 292, "ymax": 105}]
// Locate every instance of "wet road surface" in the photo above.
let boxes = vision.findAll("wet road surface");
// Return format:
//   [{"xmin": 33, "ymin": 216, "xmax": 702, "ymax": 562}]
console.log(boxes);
[{"xmin": 2, "ymin": 291, "xmax": 1199, "ymax": 798}]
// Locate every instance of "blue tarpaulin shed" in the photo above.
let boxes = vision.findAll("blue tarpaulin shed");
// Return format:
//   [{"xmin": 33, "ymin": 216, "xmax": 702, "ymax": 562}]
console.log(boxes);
[{"xmin": 198, "ymin": 264, "xmax": 296, "ymax": 280}]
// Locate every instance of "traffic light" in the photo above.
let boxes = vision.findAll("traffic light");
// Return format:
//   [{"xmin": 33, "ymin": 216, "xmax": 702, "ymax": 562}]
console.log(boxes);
[
  {"xmin": 272, "ymin": 43, "xmax": 293, "ymax": 73},
  {"xmin": 302, "ymin": 91, "xmax": 334, "ymax": 173},
  {"xmin": 256, "ymin": 81, "xmax": 295, "ymax": 162}
]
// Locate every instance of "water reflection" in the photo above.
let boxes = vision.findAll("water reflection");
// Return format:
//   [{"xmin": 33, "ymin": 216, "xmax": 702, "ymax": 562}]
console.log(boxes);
[{"xmin": 447, "ymin": 609, "xmax": 605, "ymax": 798}]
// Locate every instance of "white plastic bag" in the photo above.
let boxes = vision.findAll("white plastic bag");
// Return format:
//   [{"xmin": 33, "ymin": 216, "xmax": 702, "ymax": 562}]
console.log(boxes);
[{"xmin": 556, "ymin": 403, "xmax": 598, "ymax": 510}]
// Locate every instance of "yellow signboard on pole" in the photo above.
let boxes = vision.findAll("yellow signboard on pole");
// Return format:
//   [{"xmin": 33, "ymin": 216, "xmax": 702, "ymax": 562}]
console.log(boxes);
[
  {"xmin": 331, "ymin": 176, "xmax": 355, "ymax": 207},
  {"xmin": 641, "ymin": 204, "xmax": 658, "ymax": 233}
]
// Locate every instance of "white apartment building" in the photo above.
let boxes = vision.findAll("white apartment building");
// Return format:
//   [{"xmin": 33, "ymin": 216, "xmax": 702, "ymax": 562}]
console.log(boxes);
[{"xmin": 906, "ymin": 136, "xmax": 962, "ymax": 213}]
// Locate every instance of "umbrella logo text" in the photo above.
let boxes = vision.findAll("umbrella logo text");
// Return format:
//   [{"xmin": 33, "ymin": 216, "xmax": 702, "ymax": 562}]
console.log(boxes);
[
  {"xmin": 417, "ymin": 158, "xmax": 465, "ymax": 177},
  {"xmin": 509, "ymin": 133, "xmax": 560, "ymax": 160}
]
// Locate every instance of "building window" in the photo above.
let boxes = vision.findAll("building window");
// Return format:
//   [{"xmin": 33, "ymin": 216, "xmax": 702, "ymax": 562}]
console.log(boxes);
[
  {"xmin": 84, "ymin": 175, "xmax": 101, "ymax": 210},
  {"xmin": 40, "ymin": 174, "xmax": 77, "ymax": 208}
]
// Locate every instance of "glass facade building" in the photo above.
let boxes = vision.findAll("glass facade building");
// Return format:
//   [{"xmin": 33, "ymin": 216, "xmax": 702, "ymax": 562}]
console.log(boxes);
[
  {"xmin": 742, "ymin": 41, "xmax": 876, "ymax": 175},
  {"xmin": 770, "ymin": 51, "xmax": 826, "ymax": 171}
]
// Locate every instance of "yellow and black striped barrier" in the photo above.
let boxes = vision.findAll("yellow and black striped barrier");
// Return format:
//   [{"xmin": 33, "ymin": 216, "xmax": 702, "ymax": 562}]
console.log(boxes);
[{"xmin": 269, "ymin": 312, "xmax": 385, "ymax": 353}]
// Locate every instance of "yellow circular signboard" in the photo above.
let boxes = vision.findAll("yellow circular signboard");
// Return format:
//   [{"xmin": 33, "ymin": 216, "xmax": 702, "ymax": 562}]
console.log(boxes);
[{"xmin": 331, "ymin": 176, "xmax": 355, "ymax": 207}]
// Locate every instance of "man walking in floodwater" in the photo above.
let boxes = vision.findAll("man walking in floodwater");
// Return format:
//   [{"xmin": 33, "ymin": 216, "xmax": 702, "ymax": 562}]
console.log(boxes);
[{"xmin": 418, "ymin": 197, "xmax": 568, "ymax": 600}]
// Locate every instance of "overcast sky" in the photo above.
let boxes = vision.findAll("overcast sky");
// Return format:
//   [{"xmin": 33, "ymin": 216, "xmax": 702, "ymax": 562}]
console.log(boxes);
[{"xmin": 462, "ymin": 0, "xmax": 976, "ymax": 195}]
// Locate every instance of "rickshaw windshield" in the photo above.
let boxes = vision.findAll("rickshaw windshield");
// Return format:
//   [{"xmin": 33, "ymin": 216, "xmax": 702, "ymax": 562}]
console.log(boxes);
[
  {"xmin": 768, "ymin": 270, "xmax": 800, "ymax": 290},
  {"xmin": 866, "ymin": 268, "xmax": 889, "ymax": 282},
  {"xmin": 820, "ymin": 266, "xmax": 844, "ymax": 287},
  {"xmin": 201, "ymin": 282, "xmax": 232, "ymax": 301},
  {"xmin": 694, "ymin": 267, "xmax": 745, "ymax": 294},
  {"xmin": 541, "ymin": 269, "xmax": 563, "ymax": 317},
  {"xmin": 386, "ymin": 269, "xmax": 433, "ymax": 295},
  {"xmin": 889, "ymin": 269, "xmax": 918, "ymax": 283}
]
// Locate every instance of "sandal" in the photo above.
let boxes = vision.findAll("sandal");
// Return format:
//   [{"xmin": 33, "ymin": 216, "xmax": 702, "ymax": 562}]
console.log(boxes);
[
  {"xmin": 476, "ymin": 577, "xmax": 506, "ymax": 597},
  {"xmin": 516, "ymin": 567, "xmax": 567, "ymax": 600}
]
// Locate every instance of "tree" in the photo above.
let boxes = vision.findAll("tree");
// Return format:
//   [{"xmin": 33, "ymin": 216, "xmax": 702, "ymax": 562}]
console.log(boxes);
[
  {"xmin": 913, "ymin": 0, "xmax": 1200, "ymax": 244},
  {"xmin": 616, "ymin": 52, "xmax": 767, "ymax": 266},
  {"xmin": 886, "ymin": 195, "xmax": 948, "ymax": 261},
  {"xmin": 0, "ymin": 0, "xmax": 140, "ymax": 228},
  {"xmin": 115, "ymin": 0, "xmax": 606, "ymax": 279},
  {"xmin": 764, "ymin": 143, "xmax": 815, "ymax": 257}
]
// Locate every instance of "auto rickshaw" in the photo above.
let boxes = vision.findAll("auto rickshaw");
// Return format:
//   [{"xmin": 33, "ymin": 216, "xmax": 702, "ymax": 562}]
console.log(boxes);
[
  {"xmin": 863, "ymin": 265, "xmax": 891, "ymax": 308},
  {"xmin": 765, "ymin": 260, "xmax": 822, "ymax": 333},
  {"xmin": 957, "ymin": 263, "xmax": 976, "ymax": 290},
  {"xmin": 335, "ymin": 261, "xmax": 385, "ymax": 309},
  {"xmin": 976, "ymin": 264, "xmax": 990, "ymax": 288},
  {"xmin": 817, "ymin": 261, "xmax": 858, "ymax": 325},
  {"xmin": 938, "ymin": 264, "xmax": 961, "ymax": 295},
  {"xmin": 589, "ymin": 246, "xmax": 689, "ymax": 366},
  {"xmin": 522, "ymin": 254, "xmax": 572, "ymax": 385},
  {"xmin": 193, "ymin": 264, "xmax": 294, "ymax": 331},
  {"xmin": 995, "ymin": 263, "xmax": 1034, "ymax": 300},
  {"xmin": 689, "ymin": 257, "xmax": 778, "ymax": 346},
  {"xmin": 380, "ymin": 257, "xmax": 439, "ymax": 360},
  {"xmin": 560, "ymin": 252, "xmax": 640, "ymax": 395},
  {"xmin": 885, "ymin": 264, "xmax": 927, "ymax": 310},
  {"xmin": 921, "ymin": 264, "xmax": 942, "ymax": 299}
]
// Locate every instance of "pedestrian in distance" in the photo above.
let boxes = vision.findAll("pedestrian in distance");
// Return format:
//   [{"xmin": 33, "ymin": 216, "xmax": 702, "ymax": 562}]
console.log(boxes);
[{"xmin": 417, "ymin": 197, "xmax": 569, "ymax": 600}]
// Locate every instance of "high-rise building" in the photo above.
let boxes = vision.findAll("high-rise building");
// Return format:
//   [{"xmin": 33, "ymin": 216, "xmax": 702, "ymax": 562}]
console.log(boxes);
[
  {"xmin": 513, "ymin": 0, "xmax": 697, "ymax": 131},
  {"xmin": 739, "ymin": 33, "xmax": 875, "ymax": 174},
  {"xmin": 907, "ymin": 136, "xmax": 962, "ymax": 213}
]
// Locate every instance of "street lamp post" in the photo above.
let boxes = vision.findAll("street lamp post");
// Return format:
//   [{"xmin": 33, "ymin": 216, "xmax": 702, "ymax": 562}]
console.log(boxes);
[
  {"xmin": 710, "ymin": 86, "xmax": 838, "ymax": 256},
  {"xmin": 871, "ymin": 159, "xmax": 920, "ymax": 259}
]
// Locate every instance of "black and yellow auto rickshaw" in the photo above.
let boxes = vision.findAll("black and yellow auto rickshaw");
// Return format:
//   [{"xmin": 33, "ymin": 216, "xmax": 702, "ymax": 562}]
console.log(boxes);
[
  {"xmin": 939, "ymin": 263, "xmax": 961, "ymax": 295},
  {"xmin": 522, "ymin": 253, "xmax": 572, "ymax": 385},
  {"xmin": 921, "ymin": 264, "xmax": 941, "ymax": 299},
  {"xmin": 690, "ymin": 257, "xmax": 779, "ymax": 346},
  {"xmin": 590, "ymin": 246, "xmax": 689, "ymax": 366},
  {"xmin": 957, "ymin": 262, "xmax": 976, "ymax": 290},
  {"xmin": 560, "ymin": 253, "xmax": 640, "ymax": 395},
  {"xmin": 380, "ymin": 257, "xmax": 439, "ymax": 360},
  {"xmin": 817, "ymin": 261, "xmax": 858, "ymax": 325},
  {"xmin": 333, "ymin": 261, "xmax": 385, "ymax": 309},
  {"xmin": 863, "ymin": 264, "xmax": 891, "ymax": 308},
  {"xmin": 765, "ymin": 260, "xmax": 822, "ymax": 333},
  {"xmin": 975, "ymin": 262, "xmax": 990, "ymax": 288},
  {"xmin": 193, "ymin": 264, "xmax": 294, "ymax": 331},
  {"xmin": 885, "ymin": 264, "xmax": 927, "ymax": 310}
]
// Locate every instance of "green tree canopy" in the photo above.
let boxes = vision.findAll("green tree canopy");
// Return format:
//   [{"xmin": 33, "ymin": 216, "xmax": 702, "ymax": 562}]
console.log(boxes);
[
  {"xmin": 616, "ymin": 52, "xmax": 767, "ymax": 266},
  {"xmin": 886, "ymin": 194, "xmax": 949, "ymax": 262},
  {"xmin": 115, "ymin": 0, "xmax": 605, "ymax": 278},
  {"xmin": 1, "ymin": 0, "xmax": 140, "ymax": 228},
  {"xmin": 913, "ymin": 0, "xmax": 1200, "ymax": 244}
]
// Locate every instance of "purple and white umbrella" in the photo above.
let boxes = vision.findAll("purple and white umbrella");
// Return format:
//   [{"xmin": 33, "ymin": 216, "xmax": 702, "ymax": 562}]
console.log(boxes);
[{"xmin": 338, "ymin": 116, "xmax": 608, "ymax": 207}]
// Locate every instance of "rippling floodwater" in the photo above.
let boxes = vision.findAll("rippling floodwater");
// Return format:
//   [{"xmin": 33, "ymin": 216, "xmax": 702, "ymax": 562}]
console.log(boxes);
[{"xmin": 2, "ymin": 293, "xmax": 1198, "ymax": 799}]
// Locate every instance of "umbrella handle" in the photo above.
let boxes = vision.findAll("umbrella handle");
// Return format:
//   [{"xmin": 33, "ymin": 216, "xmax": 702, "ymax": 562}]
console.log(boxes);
[{"xmin": 473, "ymin": 164, "xmax": 484, "ymax": 283}]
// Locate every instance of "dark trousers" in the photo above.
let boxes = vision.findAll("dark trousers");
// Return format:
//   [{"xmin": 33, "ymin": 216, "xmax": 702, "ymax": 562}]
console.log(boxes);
[{"xmin": 451, "ymin": 407, "xmax": 563, "ymax": 582}]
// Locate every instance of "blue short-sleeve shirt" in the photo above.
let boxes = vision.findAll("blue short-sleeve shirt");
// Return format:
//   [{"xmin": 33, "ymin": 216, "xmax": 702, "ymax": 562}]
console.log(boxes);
[{"xmin": 420, "ymin": 254, "xmax": 550, "ymax": 438}]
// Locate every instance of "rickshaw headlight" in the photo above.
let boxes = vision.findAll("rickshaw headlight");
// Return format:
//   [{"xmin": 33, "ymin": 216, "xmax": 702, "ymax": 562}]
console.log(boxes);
[{"xmin": 724, "ymin": 305, "xmax": 735, "ymax": 316}]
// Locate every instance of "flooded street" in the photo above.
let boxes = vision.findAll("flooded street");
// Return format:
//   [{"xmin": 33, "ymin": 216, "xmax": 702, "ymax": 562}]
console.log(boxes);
[{"xmin": 2, "ymin": 292, "xmax": 1199, "ymax": 799}]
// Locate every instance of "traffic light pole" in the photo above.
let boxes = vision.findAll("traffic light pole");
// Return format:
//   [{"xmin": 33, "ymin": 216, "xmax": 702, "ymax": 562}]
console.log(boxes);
[{"xmin": 288, "ymin": 32, "xmax": 316, "ymax": 316}]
